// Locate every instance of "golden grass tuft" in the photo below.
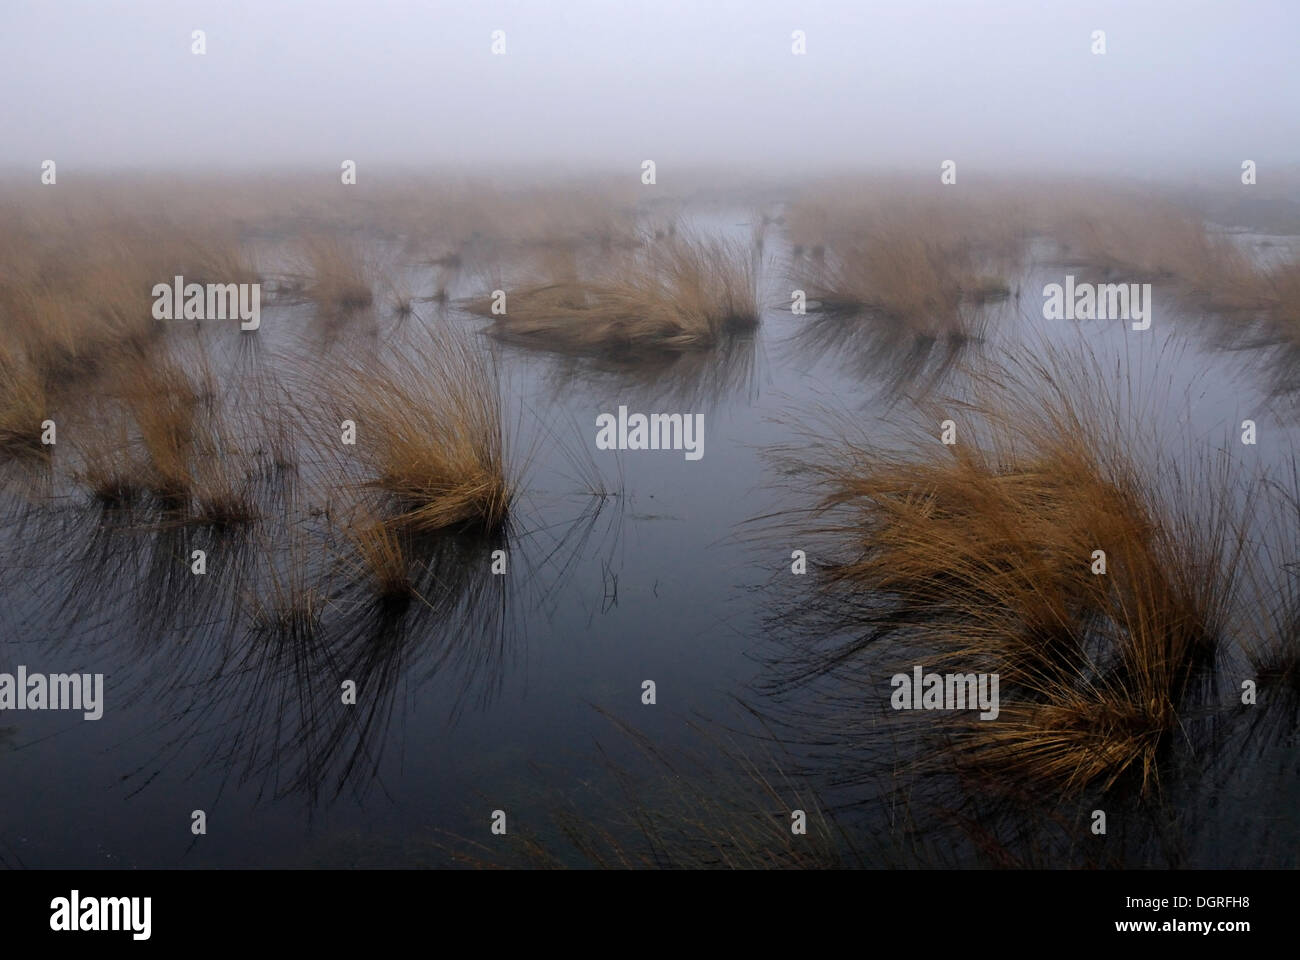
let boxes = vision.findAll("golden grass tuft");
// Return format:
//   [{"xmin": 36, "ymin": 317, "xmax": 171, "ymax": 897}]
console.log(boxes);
[
  {"xmin": 790, "ymin": 348, "xmax": 1240, "ymax": 797},
  {"xmin": 118, "ymin": 353, "xmax": 199, "ymax": 499},
  {"xmin": 790, "ymin": 188, "xmax": 1024, "ymax": 337},
  {"xmin": 1047, "ymin": 190, "xmax": 1233, "ymax": 283},
  {"xmin": 74, "ymin": 407, "xmax": 142, "ymax": 504},
  {"xmin": 0, "ymin": 343, "xmax": 48, "ymax": 453},
  {"xmin": 190, "ymin": 424, "xmax": 259, "ymax": 526},
  {"xmin": 173, "ymin": 225, "xmax": 261, "ymax": 288},
  {"xmin": 288, "ymin": 235, "xmax": 374, "ymax": 315},
  {"xmin": 806, "ymin": 229, "xmax": 971, "ymax": 335},
  {"xmin": 465, "ymin": 234, "xmax": 758, "ymax": 356},
  {"xmin": 0, "ymin": 241, "xmax": 163, "ymax": 382},
  {"xmin": 345, "ymin": 513, "xmax": 416, "ymax": 601},
  {"xmin": 328, "ymin": 325, "xmax": 513, "ymax": 534},
  {"xmin": 1231, "ymin": 257, "xmax": 1300, "ymax": 346}
]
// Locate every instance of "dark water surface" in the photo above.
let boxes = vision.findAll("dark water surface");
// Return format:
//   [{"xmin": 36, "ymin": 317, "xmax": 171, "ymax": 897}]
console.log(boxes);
[{"xmin": 2, "ymin": 216, "xmax": 1298, "ymax": 867}]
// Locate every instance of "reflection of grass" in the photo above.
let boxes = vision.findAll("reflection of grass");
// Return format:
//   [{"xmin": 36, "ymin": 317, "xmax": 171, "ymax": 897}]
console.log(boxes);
[
  {"xmin": 792, "ymin": 297, "xmax": 980, "ymax": 403},
  {"xmin": 1248, "ymin": 463, "xmax": 1300, "ymax": 707},
  {"xmin": 249, "ymin": 537, "xmax": 326, "ymax": 641},
  {"xmin": 441, "ymin": 711, "xmax": 853, "ymax": 868}
]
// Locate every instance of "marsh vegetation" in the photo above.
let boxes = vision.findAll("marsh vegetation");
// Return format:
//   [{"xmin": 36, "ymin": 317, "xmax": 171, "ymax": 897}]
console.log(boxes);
[{"xmin": 1, "ymin": 171, "xmax": 1298, "ymax": 868}]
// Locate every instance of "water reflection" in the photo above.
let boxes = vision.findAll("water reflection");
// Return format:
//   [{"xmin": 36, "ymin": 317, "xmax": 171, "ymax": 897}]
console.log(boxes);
[{"xmin": 0, "ymin": 440, "xmax": 625, "ymax": 809}]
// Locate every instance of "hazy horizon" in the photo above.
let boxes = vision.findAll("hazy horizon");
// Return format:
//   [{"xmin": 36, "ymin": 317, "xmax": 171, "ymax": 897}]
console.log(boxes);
[{"xmin": 3, "ymin": 0, "xmax": 1298, "ymax": 179}]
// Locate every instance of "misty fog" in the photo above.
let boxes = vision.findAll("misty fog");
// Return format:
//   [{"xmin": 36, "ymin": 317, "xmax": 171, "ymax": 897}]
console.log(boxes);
[{"xmin": 3, "ymin": 0, "xmax": 1297, "ymax": 178}]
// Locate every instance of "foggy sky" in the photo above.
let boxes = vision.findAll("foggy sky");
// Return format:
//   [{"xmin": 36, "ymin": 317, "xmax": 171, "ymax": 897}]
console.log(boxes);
[{"xmin": 2, "ymin": 0, "xmax": 1297, "ymax": 178}]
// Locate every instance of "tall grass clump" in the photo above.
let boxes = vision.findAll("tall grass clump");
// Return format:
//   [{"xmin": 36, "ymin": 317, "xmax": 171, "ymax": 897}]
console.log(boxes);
[
  {"xmin": 0, "ymin": 343, "xmax": 48, "ymax": 454},
  {"xmin": 804, "ymin": 229, "xmax": 972, "ymax": 336},
  {"xmin": 74, "ymin": 405, "xmax": 142, "ymax": 504},
  {"xmin": 173, "ymin": 224, "xmax": 261, "ymax": 288},
  {"xmin": 95, "ymin": 339, "xmax": 260, "ymax": 523},
  {"xmin": 118, "ymin": 352, "xmax": 200, "ymax": 500},
  {"xmin": 464, "ymin": 233, "xmax": 758, "ymax": 356},
  {"xmin": 190, "ymin": 419, "xmax": 259, "ymax": 527},
  {"xmin": 1261, "ymin": 259, "xmax": 1300, "ymax": 340},
  {"xmin": 1038, "ymin": 187, "xmax": 1300, "ymax": 393},
  {"xmin": 284, "ymin": 234, "xmax": 374, "ymax": 316},
  {"xmin": 791, "ymin": 192, "xmax": 1023, "ymax": 338},
  {"xmin": 1047, "ymin": 190, "xmax": 1231, "ymax": 283},
  {"xmin": 326, "ymin": 325, "xmax": 513, "ymax": 534},
  {"xmin": 776, "ymin": 344, "xmax": 1250, "ymax": 799},
  {"xmin": 0, "ymin": 234, "xmax": 165, "ymax": 383},
  {"xmin": 343, "ymin": 511, "xmax": 417, "ymax": 602}
]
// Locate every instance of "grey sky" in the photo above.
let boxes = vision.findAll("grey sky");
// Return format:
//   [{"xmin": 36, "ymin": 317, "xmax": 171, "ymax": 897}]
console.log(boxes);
[{"xmin": 2, "ymin": 0, "xmax": 1296, "ymax": 177}]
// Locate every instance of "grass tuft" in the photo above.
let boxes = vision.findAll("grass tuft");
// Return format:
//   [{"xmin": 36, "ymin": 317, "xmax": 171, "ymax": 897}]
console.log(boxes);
[
  {"xmin": 465, "ymin": 234, "xmax": 758, "ymax": 357},
  {"xmin": 327, "ymin": 325, "xmax": 513, "ymax": 534}
]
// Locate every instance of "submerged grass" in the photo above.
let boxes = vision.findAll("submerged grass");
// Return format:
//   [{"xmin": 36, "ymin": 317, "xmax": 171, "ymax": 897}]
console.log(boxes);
[{"xmin": 441, "ymin": 710, "xmax": 853, "ymax": 868}]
